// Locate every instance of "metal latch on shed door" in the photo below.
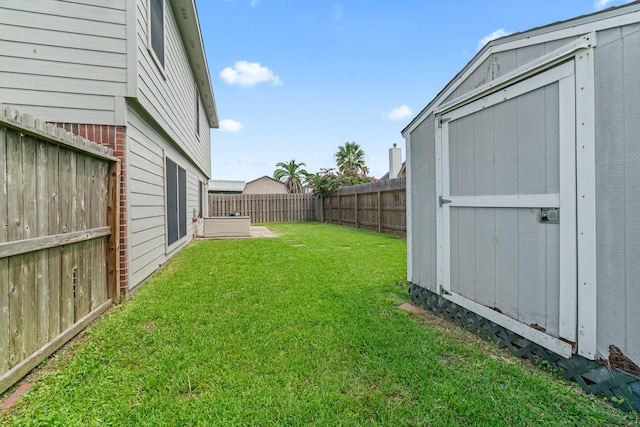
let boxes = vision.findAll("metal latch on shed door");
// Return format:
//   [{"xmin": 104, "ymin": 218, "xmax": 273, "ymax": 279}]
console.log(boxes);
[
  {"xmin": 439, "ymin": 196, "xmax": 452, "ymax": 207},
  {"xmin": 539, "ymin": 208, "xmax": 559, "ymax": 224}
]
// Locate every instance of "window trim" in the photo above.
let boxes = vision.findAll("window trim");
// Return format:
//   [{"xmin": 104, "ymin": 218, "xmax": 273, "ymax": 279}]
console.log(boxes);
[{"xmin": 147, "ymin": 0, "xmax": 166, "ymax": 78}]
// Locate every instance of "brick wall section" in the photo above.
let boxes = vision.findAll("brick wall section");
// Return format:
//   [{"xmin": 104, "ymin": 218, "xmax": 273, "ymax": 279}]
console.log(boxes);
[{"xmin": 50, "ymin": 123, "xmax": 129, "ymax": 295}]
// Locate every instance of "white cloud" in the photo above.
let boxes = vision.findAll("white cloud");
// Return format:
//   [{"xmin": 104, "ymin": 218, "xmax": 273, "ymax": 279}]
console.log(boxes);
[
  {"xmin": 383, "ymin": 105, "xmax": 412, "ymax": 121},
  {"xmin": 250, "ymin": 0, "xmax": 258, "ymax": 6},
  {"xmin": 595, "ymin": 0, "xmax": 634, "ymax": 9},
  {"xmin": 219, "ymin": 61, "xmax": 282, "ymax": 87},
  {"xmin": 594, "ymin": 0, "xmax": 613, "ymax": 8},
  {"xmin": 219, "ymin": 119, "xmax": 244, "ymax": 132},
  {"xmin": 477, "ymin": 29, "xmax": 511, "ymax": 51}
]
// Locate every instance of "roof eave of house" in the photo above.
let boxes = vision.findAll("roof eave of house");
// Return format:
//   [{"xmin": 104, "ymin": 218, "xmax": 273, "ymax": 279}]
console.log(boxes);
[{"xmin": 170, "ymin": 0, "xmax": 219, "ymax": 128}]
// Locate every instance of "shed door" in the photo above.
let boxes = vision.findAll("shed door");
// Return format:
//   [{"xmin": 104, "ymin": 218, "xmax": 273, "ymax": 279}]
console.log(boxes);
[{"xmin": 436, "ymin": 62, "xmax": 576, "ymax": 357}]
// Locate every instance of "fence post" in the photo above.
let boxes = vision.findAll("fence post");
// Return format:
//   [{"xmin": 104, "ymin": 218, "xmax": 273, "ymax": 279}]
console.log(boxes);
[
  {"xmin": 107, "ymin": 161, "xmax": 120, "ymax": 302},
  {"xmin": 377, "ymin": 191, "xmax": 382, "ymax": 233},
  {"xmin": 355, "ymin": 193, "xmax": 359, "ymax": 229}
]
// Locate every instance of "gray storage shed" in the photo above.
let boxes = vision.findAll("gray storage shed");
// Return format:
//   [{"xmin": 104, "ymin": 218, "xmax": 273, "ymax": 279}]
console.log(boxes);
[{"xmin": 403, "ymin": 2, "xmax": 640, "ymax": 371}]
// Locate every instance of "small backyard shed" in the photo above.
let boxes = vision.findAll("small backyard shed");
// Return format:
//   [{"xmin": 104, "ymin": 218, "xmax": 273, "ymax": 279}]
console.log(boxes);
[
  {"xmin": 243, "ymin": 176, "xmax": 289, "ymax": 194},
  {"xmin": 403, "ymin": 1, "xmax": 640, "ymax": 375}
]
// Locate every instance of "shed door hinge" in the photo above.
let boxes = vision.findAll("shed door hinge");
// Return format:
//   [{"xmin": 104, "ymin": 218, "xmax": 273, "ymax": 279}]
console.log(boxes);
[
  {"xmin": 439, "ymin": 196, "xmax": 452, "ymax": 207},
  {"xmin": 437, "ymin": 116, "xmax": 450, "ymax": 128}
]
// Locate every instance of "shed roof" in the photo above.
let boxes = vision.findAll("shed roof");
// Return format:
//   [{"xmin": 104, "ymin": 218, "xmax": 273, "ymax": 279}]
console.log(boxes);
[
  {"xmin": 245, "ymin": 175, "xmax": 286, "ymax": 186},
  {"xmin": 208, "ymin": 179, "xmax": 246, "ymax": 192}
]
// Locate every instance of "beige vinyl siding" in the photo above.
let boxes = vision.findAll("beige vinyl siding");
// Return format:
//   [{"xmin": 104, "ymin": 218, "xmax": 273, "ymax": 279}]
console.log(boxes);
[
  {"xmin": 243, "ymin": 177, "xmax": 289, "ymax": 194},
  {"xmin": 135, "ymin": 0, "xmax": 211, "ymax": 178},
  {"xmin": 0, "ymin": 0, "xmax": 127, "ymax": 124},
  {"xmin": 127, "ymin": 105, "xmax": 205, "ymax": 289}
]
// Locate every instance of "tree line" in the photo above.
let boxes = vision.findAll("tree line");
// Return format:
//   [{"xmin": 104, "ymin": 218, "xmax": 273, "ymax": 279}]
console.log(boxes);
[{"xmin": 273, "ymin": 142, "xmax": 375, "ymax": 196}]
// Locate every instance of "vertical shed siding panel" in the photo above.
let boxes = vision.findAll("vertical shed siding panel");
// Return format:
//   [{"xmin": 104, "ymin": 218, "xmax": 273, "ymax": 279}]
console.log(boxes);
[
  {"xmin": 408, "ymin": 117, "xmax": 436, "ymax": 290},
  {"xmin": 517, "ymin": 89, "xmax": 548, "ymax": 195},
  {"xmin": 594, "ymin": 24, "xmax": 640, "ymax": 364},
  {"xmin": 516, "ymin": 44, "xmax": 545, "ymax": 69},
  {"xmin": 473, "ymin": 109, "xmax": 497, "ymax": 307},
  {"xmin": 544, "ymin": 84, "xmax": 561, "ymax": 335},
  {"xmin": 442, "ymin": 36, "xmax": 579, "ymax": 106},
  {"xmin": 595, "ymin": 28, "xmax": 628, "ymax": 361},
  {"xmin": 516, "ymin": 87, "xmax": 556, "ymax": 326},
  {"xmin": 494, "ymin": 100, "xmax": 519, "ymax": 195},
  {"xmin": 494, "ymin": 209, "xmax": 519, "ymax": 318},
  {"xmin": 448, "ymin": 123, "xmax": 460, "ymax": 294},
  {"xmin": 492, "ymin": 50, "xmax": 517, "ymax": 80},
  {"xmin": 517, "ymin": 208, "xmax": 546, "ymax": 326},
  {"xmin": 622, "ymin": 26, "xmax": 640, "ymax": 364},
  {"xmin": 493, "ymin": 100, "xmax": 519, "ymax": 315},
  {"xmin": 473, "ymin": 109, "xmax": 495, "ymax": 196},
  {"xmin": 453, "ymin": 116, "xmax": 476, "ymax": 299}
]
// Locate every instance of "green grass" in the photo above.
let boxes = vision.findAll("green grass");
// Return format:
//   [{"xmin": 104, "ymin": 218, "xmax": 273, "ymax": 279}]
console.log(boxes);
[{"xmin": 1, "ymin": 223, "xmax": 636, "ymax": 426}]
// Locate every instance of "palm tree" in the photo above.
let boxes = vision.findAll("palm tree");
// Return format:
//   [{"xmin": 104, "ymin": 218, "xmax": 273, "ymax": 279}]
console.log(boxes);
[
  {"xmin": 273, "ymin": 160, "xmax": 308, "ymax": 193},
  {"xmin": 335, "ymin": 142, "xmax": 366, "ymax": 174}
]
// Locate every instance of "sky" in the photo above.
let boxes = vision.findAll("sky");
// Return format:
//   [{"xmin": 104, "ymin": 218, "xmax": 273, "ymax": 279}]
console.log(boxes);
[{"xmin": 195, "ymin": 0, "xmax": 634, "ymax": 182}]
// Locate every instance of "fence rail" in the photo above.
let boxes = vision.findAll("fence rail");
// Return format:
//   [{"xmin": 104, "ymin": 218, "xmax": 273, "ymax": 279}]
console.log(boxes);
[
  {"xmin": 208, "ymin": 193, "xmax": 316, "ymax": 223},
  {"xmin": 322, "ymin": 177, "xmax": 406, "ymax": 237},
  {"xmin": 0, "ymin": 105, "xmax": 119, "ymax": 395}
]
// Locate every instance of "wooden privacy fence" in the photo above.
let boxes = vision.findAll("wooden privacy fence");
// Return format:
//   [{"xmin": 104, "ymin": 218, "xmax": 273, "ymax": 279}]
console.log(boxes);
[
  {"xmin": 322, "ymin": 177, "xmax": 406, "ymax": 237},
  {"xmin": 208, "ymin": 193, "xmax": 316, "ymax": 223},
  {"xmin": 0, "ymin": 105, "xmax": 119, "ymax": 395}
]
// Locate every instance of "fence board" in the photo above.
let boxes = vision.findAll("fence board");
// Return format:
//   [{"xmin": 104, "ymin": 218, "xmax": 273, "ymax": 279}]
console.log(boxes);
[
  {"xmin": 0, "ymin": 257, "xmax": 7, "ymax": 374},
  {"xmin": 0, "ymin": 126, "xmax": 6, "ymax": 244},
  {"xmin": 0, "ymin": 106, "xmax": 118, "ymax": 395},
  {"xmin": 36, "ymin": 139, "xmax": 49, "ymax": 347},
  {"xmin": 208, "ymin": 193, "xmax": 315, "ymax": 223},
  {"xmin": 22, "ymin": 135, "xmax": 38, "ymax": 357},
  {"xmin": 8, "ymin": 255, "xmax": 24, "ymax": 366},
  {"xmin": 47, "ymin": 143, "xmax": 61, "ymax": 337},
  {"xmin": 48, "ymin": 247, "xmax": 61, "ymax": 337},
  {"xmin": 0, "ymin": 125, "xmax": 7, "ymax": 374},
  {"xmin": 322, "ymin": 177, "xmax": 406, "ymax": 237}
]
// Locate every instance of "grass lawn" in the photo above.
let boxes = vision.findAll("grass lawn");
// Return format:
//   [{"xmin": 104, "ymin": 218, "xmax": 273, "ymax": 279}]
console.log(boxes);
[{"xmin": 1, "ymin": 222, "xmax": 636, "ymax": 426}]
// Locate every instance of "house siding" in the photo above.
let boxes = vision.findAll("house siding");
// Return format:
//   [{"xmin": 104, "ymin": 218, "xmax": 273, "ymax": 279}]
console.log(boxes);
[
  {"xmin": 594, "ymin": 23, "xmax": 640, "ymax": 365},
  {"xmin": 135, "ymin": 0, "xmax": 211, "ymax": 177},
  {"xmin": 0, "ymin": 0, "xmax": 127, "ymax": 125},
  {"xmin": 127, "ymin": 105, "xmax": 205, "ymax": 289}
]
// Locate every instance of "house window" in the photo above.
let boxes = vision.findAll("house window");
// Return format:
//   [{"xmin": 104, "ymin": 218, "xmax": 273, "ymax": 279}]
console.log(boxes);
[
  {"xmin": 166, "ymin": 157, "xmax": 186, "ymax": 245},
  {"xmin": 195, "ymin": 85, "xmax": 200, "ymax": 137},
  {"xmin": 149, "ymin": 0, "xmax": 165, "ymax": 68},
  {"xmin": 198, "ymin": 180, "xmax": 204, "ymax": 218}
]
